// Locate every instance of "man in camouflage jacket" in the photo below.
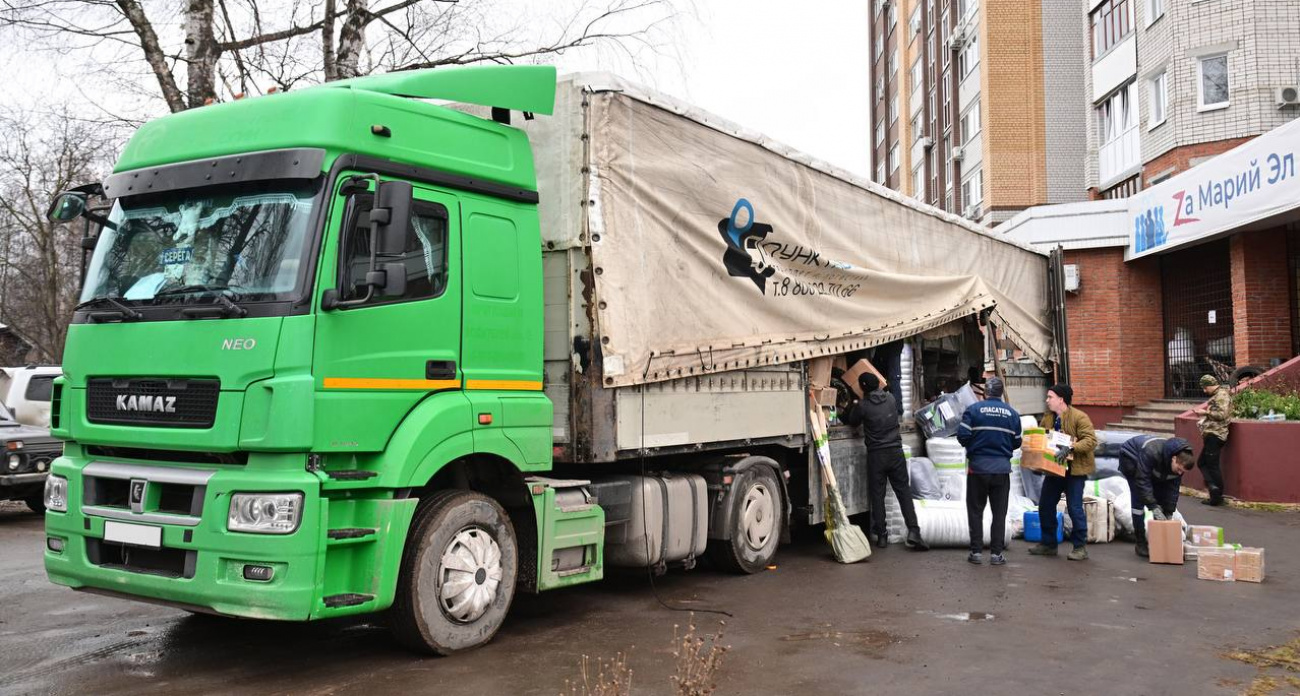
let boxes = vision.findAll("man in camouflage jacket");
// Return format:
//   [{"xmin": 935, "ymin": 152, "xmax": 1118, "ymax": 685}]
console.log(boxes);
[{"xmin": 1195, "ymin": 375, "xmax": 1232, "ymax": 506}]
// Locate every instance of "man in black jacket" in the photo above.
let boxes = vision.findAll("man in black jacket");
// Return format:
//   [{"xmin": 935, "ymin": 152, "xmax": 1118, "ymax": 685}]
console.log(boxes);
[
  {"xmin": 842, "ymin": 373, "xmax": 928, "ymax": 551},
  {"xmin": 1119, "ymin": 434, "xmax": 1195, "ymax": 557}
]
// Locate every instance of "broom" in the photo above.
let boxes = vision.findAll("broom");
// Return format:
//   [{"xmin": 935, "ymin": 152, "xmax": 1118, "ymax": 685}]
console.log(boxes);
[{"xmin": 809, "ymin": 394, "xmax": 871, "ymax": 563}]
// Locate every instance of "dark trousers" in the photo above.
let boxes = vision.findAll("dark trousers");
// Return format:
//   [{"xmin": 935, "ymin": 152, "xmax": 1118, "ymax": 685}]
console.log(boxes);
[
  {"xmin": 966, "ymin": 473, "xmax": 1010, "ymax": 554},
  {"xmin": 1126, "ymin": 474, "xmax": 1182, "ymax": 536},
  {"xmin": 1039, "ymin": 474, "xmax": 1087, "ymax": 549},
  {"xmin": 1199, "ymin": 435, "xmax": 1226, "ymax": 498},
  {"xmin": 868, "ymin": 448, "xmax": 918, "ymax": 538}
]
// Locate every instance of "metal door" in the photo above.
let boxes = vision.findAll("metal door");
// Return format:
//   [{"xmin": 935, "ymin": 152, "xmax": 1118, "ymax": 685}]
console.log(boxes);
[{"xmin": 1161, "ymin": 240, "xmax": 1233, "ymax": 398}]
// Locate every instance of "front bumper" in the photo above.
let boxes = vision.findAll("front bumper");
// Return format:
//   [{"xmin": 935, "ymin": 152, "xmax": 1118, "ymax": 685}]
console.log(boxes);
[
  {"xmin": 44, "ymin": 452, "xmax": 328, "ymax": 621},
  {"xmin": 1, "ymin": 472, "xmax": 47, "ymax": 487}
]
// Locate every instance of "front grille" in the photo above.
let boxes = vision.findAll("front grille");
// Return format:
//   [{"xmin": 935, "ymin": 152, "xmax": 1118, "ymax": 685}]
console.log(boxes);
[
  {"xmin": 86, "ymin": 445, "xmax": 247, "ymax": 466},
  {"xmin": 86, "ymin": 378, "xmax": 219, "ymax": 428},
  {"xmin": 83, "ymin": 476, "xmax": 205, "ymax": 517},
  {"xmin": 86, "ymin": 539, "xmax": 196, "ymax": 579}
]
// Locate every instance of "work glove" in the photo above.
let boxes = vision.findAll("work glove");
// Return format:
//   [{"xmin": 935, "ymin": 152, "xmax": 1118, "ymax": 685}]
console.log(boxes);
[
  {"xmin": 1150, "ymin": 507, "xmax": 1168, "ymax": 521},
  {"xmin": 1162, "ymin": 506, "xmax": 1177, "ymax": 520},
  {"xmin": 1054, "ymin": 445, "xmax": 1074, "ymax": 462}
]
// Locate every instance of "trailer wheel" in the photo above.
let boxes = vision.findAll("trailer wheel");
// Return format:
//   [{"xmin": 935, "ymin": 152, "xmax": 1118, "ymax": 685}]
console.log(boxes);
[
  {"xmin": 390, "ymin": 490, "xmax": 518, "ymax": 655},
  {"xmin": 708, "ymin": 466, "xmax": 782, "ymax": 574}
]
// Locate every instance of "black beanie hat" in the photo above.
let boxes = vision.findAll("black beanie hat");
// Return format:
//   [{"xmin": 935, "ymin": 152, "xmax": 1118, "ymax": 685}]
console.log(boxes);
[
  {"xmin": 1048, "ymin": 383, "xmax": 1074, "ymax": 406},
  {"xmin": 859, "ymin": 373, "xmax": 881, "ymax": 394}
]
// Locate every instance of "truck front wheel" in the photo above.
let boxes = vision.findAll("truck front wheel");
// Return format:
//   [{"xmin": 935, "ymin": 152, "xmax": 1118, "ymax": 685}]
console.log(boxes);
[
  {"xmin": 390, "ymin": 490, "xmax": 518, "ymax": 655},
  {"xmin": 708, "ymin": 466, "xmax": 783, "ymax": 574}
]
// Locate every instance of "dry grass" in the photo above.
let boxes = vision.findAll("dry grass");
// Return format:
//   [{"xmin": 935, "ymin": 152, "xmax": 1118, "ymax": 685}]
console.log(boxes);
[
  {"xmin": 561, "ymin": 652, "xmax": 633, "ymax": 696},
  {"xmin": 560, "ymin": 613, "xmax": 731, "ymax": 696},
  {"xmin": 670, "ymin": 615, "xmax": 730, "ymax": 696},
  {"xmin": 1223, "ymin": 635, "xmax": 1300, "ymax": 696},
  {"xmin": 1179, "ymin": 487, "xmax": 1300, "ymax": 513}
]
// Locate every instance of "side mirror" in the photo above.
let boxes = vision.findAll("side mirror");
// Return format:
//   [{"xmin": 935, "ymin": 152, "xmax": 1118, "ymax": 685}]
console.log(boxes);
[
  {"xmin": 372, "ymin": 180, "xmax": 412, "ymax": 256},
  {"xmin": 368, "ymin": 262, "xmax": 408, "ymax": 298},
  {"xmin": 47, "ymin": 192, "xmax": 88, "ymax": 222}
]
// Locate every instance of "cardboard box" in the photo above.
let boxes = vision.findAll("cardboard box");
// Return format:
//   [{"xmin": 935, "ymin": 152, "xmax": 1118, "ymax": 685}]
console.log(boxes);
[
  {"xmin": 808, "ymin": 357, "xmax": 834, "ymax": 388},
  {"xmin": 1188, "ymin": 525, "xmax": 1224, "ymax": 547},
  {"xmin": 1235, "ymin": 547, "xmax": 1265, "ymax": 583},
  {"xmin": 813, "ymin": 387, "xmax": 838, "ymax": 408},
  {"xmin": 1021, "ymin": 449, "xmax": 1067, "ymax": 477},
  {"xmin": 1197, "ymin": 547, "xmax": 1236, "ymax": 581},
  {"xmin": 832, "ymin": 355, "xmax": 849, "ymax": 373},
  {"xmin": 844, "ymin": 358, "xmax": 888, "ymax": 397},
  {"xmin": 1148, "ymin": 520, "xmax": 1185, "ymax": 565}
]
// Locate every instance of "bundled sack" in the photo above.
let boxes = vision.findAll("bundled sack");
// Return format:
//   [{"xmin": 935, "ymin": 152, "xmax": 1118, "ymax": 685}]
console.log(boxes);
[
  {"xmin": 1091, "ymin": 456, "xmax": 1122, "ymax": 480},
  {"xmin": 1086, "ymin": 477, "xmax": 1133, "ymax": 535},
  {"xmin": 1008, "ymin": 494, "xmax": 1036, "ymax": 538},
  {"xmin": 915, "ymin": 393, "xmax": 964, "ymax": 439},
  {"xmin": 908, "ymin": 457, "xmax": 943, "ymax": 500},
  {"xmin": 888, "ymin": 499, "xmax": 994, "ymax": 548},
  {"xmin": 1022, "ymin": 469, "xmax": 1045, "ymax": 504},
  {"xmin": 925, "ymin": 436, "xmax": 967, "ymax": 466},
  {"xmin": 1095, "ymin": 430, "xmax": 1145, "ymax": 458},
  {"xmin": 1056, "ymin": 497, "xmax": 1115, "ymax": 542}
]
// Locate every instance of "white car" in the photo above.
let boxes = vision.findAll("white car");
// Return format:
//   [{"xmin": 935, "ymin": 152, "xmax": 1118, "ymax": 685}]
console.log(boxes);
[{"xmin": 0, "ymin": 366, "xmax": 62, "ymax": 428}]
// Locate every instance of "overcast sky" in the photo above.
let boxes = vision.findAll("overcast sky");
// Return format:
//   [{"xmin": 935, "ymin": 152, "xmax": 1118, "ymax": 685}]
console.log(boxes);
[{"xmin": 6, "ymin": 1, "xmax": 871, "ymax": 177}]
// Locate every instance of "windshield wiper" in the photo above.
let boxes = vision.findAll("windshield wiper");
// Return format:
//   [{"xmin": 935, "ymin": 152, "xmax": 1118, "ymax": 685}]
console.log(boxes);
[
  {"xmin": 154, "ymin": 285, "xmax": 249, "ymax": 319},
  {"xmin": 75, "ymin": 295, "xmax": 142, "ymax": 322}
]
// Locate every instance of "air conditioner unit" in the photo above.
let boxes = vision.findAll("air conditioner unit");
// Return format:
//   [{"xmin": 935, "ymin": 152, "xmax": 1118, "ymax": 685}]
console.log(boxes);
[
  {"xmin": 919, "ymin": 136, "xmax": 935, "ymax": 149},
  {"xmin": 963, "ymin": 205, "xmax": 981, "ymax": 220},
  {"xmin": 1277, "ymin": 85, "xmax": 1300, "ymax": 107},
  {"xmin": 953, "ymin": 145, "xmax": 966, "ymax": 161}
]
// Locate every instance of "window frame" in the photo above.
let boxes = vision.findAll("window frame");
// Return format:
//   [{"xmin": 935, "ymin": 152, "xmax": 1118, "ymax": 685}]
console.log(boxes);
[
  {"xmin": 1197, "ymin": 53, "xmax": 1230, "ymax": 112},
  {"xmin": 1145, "ymin": 0, "xmax": 1164, "ymax": 26},
  {"xmin": 24, "ymin": 375, "xmax": 54, "ymax": 402},
  {"xmin": 1148, "ymin": 70, "xmax": 1168, "ymax": 129},
  {"xmin": 1090, "ymin": 0, "xmax": 1132, "ymax": 61},
  {"xmin": 337, "ymin": 193, "xmax": 452, "ymax": 307}
]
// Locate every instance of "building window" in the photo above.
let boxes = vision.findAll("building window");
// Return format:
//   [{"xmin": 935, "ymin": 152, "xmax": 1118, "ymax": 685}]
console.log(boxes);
[
  {"xmin": 910, "ymin": 6, "xmax": 922, "ymax": 37},
  {"xmin": 1146, "ymin": 0, "xmax": 1164, "ymax": 25},
  {"xmin": 875, "ymin": 33, "xmax": 884, "ymax": 59},
  {"xmin": 1096, "ymin": 83, "xmax": 1136, "ymax": 145},
  {"xmin": 877, "ymin": 161, "xmax": 887, "ymax": 184},
  {"xmin": 913, "ymin": 166, "xmax": 926, "ymax": 199},
  {"xmin": 961, "ymin": 102, "xmax": 981, "ymax": 141},
  {"xmin": 944, "ymin": 136, "xmax": 951, "ymax": 163},
  {"xmin": 889, "ymin": 48, "xmax": 899, "ymax": 77},
  {"xmin": 889, "ymin": 143, "xmax": 901, "ymax": 173},
  {"xmin": 888, "ymin": 2, "xmax": 898, "ymax": 32},
  {"xmin": 1198, "ymin": 54, "xmax": 1230, "ymax": 111},
  {"xmin": 890, "ymin": 95, "xmax": 900, "ymax": 123},
  {"xmin": 940, "ymin": 14, "xmax": 951, "ymax": 64},
  {"xmin": 911, "ymin": 114, "xmax": 923, "ymax": 141},
  {"xmin": 928, "ymin": 90, "xmax": 936, "ymax": 120},
  {"xmin": 876, "ymin": 120, "xmax": 886, "ymax": 146},
  {"xmin": 911, "ymin": 58, "xmax": 924, "ymax": 92},
  {"xmin": 1149, "ymin": 70, "xmax": 1167, "ymax": 128},
  {"xmin": 958, "ymin": 35, "xmax": 979, "ymax": 80},
  {"xmin": 875, "ymin": 75, "xmax": 884, "ymax": 103},
  {"xmin": 961, "ymin": 172, "xmax": 982, "ymax": 210},
  {"xmin": 1090, "ymin": 0, "xmax": 1132, "ymax": 60}
]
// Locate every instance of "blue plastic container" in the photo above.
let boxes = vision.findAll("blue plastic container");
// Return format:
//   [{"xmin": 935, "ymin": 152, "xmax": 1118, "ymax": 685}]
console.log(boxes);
[{"xmin": 1023, "ymin": 511, "xmax": 1065, "ymax": 544}]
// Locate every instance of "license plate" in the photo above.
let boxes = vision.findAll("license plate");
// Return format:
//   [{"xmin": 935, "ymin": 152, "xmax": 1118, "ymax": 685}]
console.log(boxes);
[{"xmin": 103, "ymin": 520, "xmax": 162, "ymax": 548}]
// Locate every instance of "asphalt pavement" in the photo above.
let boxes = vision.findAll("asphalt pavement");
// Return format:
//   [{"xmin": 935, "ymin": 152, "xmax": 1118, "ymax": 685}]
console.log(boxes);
[{"xmin": 1, "ymin": 500, "xmax": 1296, "ymax": 695}]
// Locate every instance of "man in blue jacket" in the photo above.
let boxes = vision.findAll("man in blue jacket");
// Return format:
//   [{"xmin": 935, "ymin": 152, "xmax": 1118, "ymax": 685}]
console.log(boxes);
[
  {"xmin": 956, "ymin": 377, "xmax": 1022, "ymax": 566},
  {"xmin": 1119, "ymin": 435, "xmax": 1195, "ymax": 558}
]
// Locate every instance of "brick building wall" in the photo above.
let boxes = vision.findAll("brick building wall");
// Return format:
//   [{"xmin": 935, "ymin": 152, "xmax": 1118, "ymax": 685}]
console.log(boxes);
[
  {"xmin": 982, "ymin": 0, "xmax": 1047, "ymax": 214},
  {"xmin": 1142, "ymin": 136, "xmax": 1255, "ymax": 184},
  {"xmin": 1231, "ymin": 228, "xmax": 1294, "ymax": 368},
  {"xmin": 1040, "ymin": 0, "xmax": 1087, "ymax": 204},
  {"xmin": 1063, "ymin": 247, "xmax": 1164, "ymax": 417}
]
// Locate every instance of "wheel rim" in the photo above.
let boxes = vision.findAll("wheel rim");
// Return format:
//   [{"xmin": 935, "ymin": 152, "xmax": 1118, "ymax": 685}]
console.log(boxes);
[
  {"xmin": 437, "ymin": 526, "xmax": 503, "ymax": 624},
  {"xmin": 740, "ymin": 482, "xmax": 776, "ymax": 551}
]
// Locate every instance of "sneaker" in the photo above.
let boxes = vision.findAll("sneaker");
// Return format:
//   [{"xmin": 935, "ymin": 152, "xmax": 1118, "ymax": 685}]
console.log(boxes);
[
  {"xmin": 905, "ymin": 529, "xmax": 930, "ymax": 551},
  {"xmin": 1027, "ymin": 543, "xmax": 1059, "ymax": 557},
  {"xmin": 968, "ymin": 552, "xmax": 984, "ymax": 565},
  {"xmin": 990, "ymin": 553, "xmax": 1006, "ymax": 566},
  {"xmin": 1067, "ymin": 546, "xmax": 1089, "ymax": 561}
]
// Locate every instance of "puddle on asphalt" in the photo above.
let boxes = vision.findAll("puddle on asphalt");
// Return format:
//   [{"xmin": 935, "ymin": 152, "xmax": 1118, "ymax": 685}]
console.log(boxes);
[
  {"xmin": 781, "ymin": 626, "xmax": 906, "ymax": 656},
  {"xmin": 916, "ymin": 610, "xmax": 996, "ymax": 622}
]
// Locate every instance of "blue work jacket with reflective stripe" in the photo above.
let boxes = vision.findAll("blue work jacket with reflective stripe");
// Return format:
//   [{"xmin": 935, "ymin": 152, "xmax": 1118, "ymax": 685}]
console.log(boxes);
[{"xmin": 956, "ymin": 397, "xmax": 1023, "ymax": 475}]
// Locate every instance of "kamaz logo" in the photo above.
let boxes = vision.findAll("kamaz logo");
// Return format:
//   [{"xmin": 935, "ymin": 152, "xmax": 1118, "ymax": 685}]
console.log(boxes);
[{"xmin": 115, "ymin": 395, "xmax": 177, "ymax": 413}]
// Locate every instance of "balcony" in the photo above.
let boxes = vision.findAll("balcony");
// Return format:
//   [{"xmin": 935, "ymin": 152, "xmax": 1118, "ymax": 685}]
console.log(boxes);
[{"xmin": 1098, "ymin": 125, "xmax": 1140, "ymax": 186}]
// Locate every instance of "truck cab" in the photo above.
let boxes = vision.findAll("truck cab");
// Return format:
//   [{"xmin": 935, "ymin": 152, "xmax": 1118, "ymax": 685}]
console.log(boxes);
[{"xmin": 43, "ymin": 66, "xmax": 572, "ymax": 654}]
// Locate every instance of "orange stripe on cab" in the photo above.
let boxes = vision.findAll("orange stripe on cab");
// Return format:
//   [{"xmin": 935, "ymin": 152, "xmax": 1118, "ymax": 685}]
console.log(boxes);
[
  {"xmin": 323, "ymin": 378, "xmax": 462, "ymax": 390},
  {"xmin": 465, "ymin": 380, "xmax": 544, "ymax": 391}
]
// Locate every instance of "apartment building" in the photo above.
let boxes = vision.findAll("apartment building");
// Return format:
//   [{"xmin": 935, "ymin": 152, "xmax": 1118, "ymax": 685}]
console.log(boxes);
[
  {"xmin": 1085, "ymin": 0, "xmax": 1300, "ymax": 198},
  {"xmin": 869, "ymin": 0, "xmax": 1089, "ymax": 224}
]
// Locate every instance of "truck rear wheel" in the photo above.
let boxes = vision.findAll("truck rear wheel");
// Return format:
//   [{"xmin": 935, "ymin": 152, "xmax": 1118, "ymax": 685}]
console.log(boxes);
[
  {"xmin": 708, "ymin": 466, "xmax": 782, "ymax": 574},
  {"xmin": 390, "ymin": 490, "xmax": 518, "ymax": 655}
]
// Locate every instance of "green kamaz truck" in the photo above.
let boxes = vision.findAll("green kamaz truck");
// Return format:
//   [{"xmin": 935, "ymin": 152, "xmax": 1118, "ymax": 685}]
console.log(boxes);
[{"xmin": 44, "ymin": 66, "xmax": 1059, "ymax": 654}]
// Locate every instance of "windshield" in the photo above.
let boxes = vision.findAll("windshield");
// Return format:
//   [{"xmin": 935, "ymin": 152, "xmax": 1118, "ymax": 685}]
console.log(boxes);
[{"xmin": 80, "ymin": 180, "xmax": 321, "ymax": 305}]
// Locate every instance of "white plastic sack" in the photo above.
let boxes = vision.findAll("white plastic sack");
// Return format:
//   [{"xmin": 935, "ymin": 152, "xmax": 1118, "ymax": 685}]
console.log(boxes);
[
  {"xmin": 887, "ymin": 499, "xmax": 994, "ymax": 548},
  {"xmin": 935, "ymin": 470, "xmax": 967, "ymax": 502},
  {"xmin": 1008, "ymin": 494, "xmax": 1036, "ymax": 538},
  {"xmin": 1055, "ymin": 496, "xmax": 1116, "ymax": 542},
  {"xmin": 1090, "ymin": 456, "xmax": 1122, "ymax": 480},
  {"xmin": 925, "ymin": 437, "xmax": 966, "ymax": 467},
  {"xmin": 1009, "ymin": 450, "xmax": 1023, "ymax": 497},
  {"xmin": 1087, "ymin": 477, "xmax": 1133, "ymax": 534},
  {"xmin": 908, "ymin": 457, "xmax": 943, "ymax": 500}
]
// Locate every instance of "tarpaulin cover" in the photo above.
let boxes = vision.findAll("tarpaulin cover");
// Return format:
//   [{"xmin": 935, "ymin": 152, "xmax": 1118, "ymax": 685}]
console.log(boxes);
[{"xmin": 577, "ymin": 78, "xmax": 1053, "ymax": 387}]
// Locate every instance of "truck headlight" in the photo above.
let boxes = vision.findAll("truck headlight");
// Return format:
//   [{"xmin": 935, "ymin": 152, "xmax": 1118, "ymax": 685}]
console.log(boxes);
[
  {"xmin": 7, "ymin": 454, "xmax": 19, "ymax": 471},
  {"xmin": 228, "ymin": 493, "xmax": 302, "ymax": 534},
  {"xmin": 44, "ymin": 475, "xmax": 68, "ymax": 512}
]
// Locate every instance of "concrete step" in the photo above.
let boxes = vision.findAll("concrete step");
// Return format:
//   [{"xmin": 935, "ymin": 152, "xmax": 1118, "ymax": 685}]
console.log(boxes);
[
  {"xmin": 1113, "ymin": 416, "xmax": 1179, "ymax": 431},
  {"xmin": 1105, "ymin": 421, "xmax": 1176, "ymax": 435},
  {"xmin": 1136, "ymin": 401, "xmax": 1200, "ymax": 414}
]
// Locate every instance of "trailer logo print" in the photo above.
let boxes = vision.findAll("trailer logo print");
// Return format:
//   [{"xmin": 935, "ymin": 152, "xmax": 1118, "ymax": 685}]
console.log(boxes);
[{"xmin": 717, "ymin": 198, "xmax": 776, "ymax": 292}]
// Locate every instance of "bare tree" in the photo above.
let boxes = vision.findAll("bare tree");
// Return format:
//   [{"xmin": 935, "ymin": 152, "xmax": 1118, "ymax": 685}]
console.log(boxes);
[
  {"xmin": 1, "ymin": 0, "xmax": 684, "ymax": 113},
  {"xmin": 0, "ymin": 109, "xmax": 121, "ymax": 362}
]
